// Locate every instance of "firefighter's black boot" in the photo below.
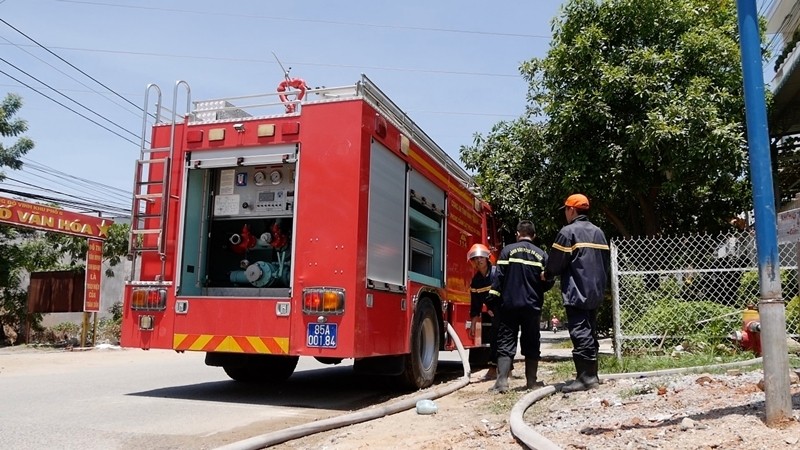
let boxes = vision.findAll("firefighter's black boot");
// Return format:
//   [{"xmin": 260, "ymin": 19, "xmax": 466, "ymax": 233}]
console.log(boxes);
[
  {"xmin": 561, "ymin": 357, "xmax": 599, "ymax": 393},
  {"xmin": 525, "ymin": 358, "xmax": 544, "ymax": 389},
  {"xmin": 489, "ymin": 356, "xmax": 512, "ymax": 393},
  {"xmin": 584, "ymin": 358, "xmax": 600, "ymax": 387}
]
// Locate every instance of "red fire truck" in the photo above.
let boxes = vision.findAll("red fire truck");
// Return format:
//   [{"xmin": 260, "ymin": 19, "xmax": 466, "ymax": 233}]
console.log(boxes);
[{"xmin": 121, "ymin": 75, "xmax": 500, "ymax": 389}]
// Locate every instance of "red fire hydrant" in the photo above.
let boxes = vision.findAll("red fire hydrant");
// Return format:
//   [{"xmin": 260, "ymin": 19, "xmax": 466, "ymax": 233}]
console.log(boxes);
[{"xmin": 730, "ymin": 305, "xmax": 761, "ymax": 356}]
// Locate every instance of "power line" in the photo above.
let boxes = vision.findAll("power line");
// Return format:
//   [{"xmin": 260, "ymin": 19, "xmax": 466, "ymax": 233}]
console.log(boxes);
[
  {"xmin": 0, "ymin": 68, "xmax": 139, "ymax": 146},
  {"xmin": 0, "ymin": 42, "xmax": 521, "ymax": 79},
  {"xmin": 22, "ymin": 158, "xmax": 131, "ymax": 197},
  {"xmin": 3, "ymin": 177, "xmax": 130, "ymax": 214},
  {"xmin": 56, "ymin": 0, "xmax": 551, "ymax": 40},
  {"xmin": 7, "ymin": 169, "xmax": 131, "ymax": 211},
  {"xmin": 0, "ymin": 57, "xmax": 140, "ymax": 140},
  {"xmin": 0, "ymin": 186, "xmax": 131, "ymax": 217},
  {"xmin": 18, "ymin": 159, "xmax": 132, "ymax": 206},
  {"xmin": 0, "ymin": 17, "xmax": 144, "ymax": 113},
  {"xmin": 0, "ymin": 35, "xmax": 142, "ymax": 120}
]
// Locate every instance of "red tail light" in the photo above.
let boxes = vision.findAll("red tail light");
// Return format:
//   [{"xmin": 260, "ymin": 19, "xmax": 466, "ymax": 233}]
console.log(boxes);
[
  {"xmin": 302, "ymin": 288, "xmax": 344, "ymax": 314},
  {"xmin": 130, "ymin": 288, "xmax": 167, "ymax": 311}
]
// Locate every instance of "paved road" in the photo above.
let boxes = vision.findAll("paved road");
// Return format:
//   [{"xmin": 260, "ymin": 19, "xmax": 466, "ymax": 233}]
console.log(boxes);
[
  {"xmin": 0, "ymin": 346, "xmax": 425, "ymax": 449},
  {"xmin": 0, "ymin": 331, "xmax": 602, "ymax": 449}
]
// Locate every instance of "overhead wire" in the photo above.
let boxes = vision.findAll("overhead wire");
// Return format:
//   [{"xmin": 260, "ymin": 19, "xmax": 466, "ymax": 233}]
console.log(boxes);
[
  {"xmin": 2, "ymin": 176, "xmax": 130, "ymax": 216},
  {"xmin": 0, "ymin": 17, "xmax": 145, "ymax": 114},
  {"xmin": 21, "ymin": 158, "xmax": 131, "ymax": 197},
  {"xmin": 0, "ymin": 56, "xmax": 140, "ymax": 140},
  {"xmin": 17, "ymin": 158, "xmax": 132, "ymax": 205},
  {"xmin": 0, "ymin": 35, "xmax": 142, "ymax": 120},
  {"xmin": 7, "ymin": 0, "xmax": 722, "ymax": 215},
  {"xmin": 762, "ymin": 0, "xmax": 800, "ymax": 74},
  {"xmin": 0, "ymin": 0, "xmax": 551, "ymax": 218},
  {"xmin": 0, "ymin": 67, "xmax": 140, "ymax": 145},
  {"xmin": 0, "ymin": 165, "xmax": 131, "ymax": 214},
  {"xmin": 55, "ymin": 0, "xmax": 551, "ymax": 40},
  {"xmin": 0, "ymin": 42, "xmax": 521, "ymax": 79},
  {"xmin": 0, "ymin": 186, "xmax": 130, "ymax": 216}
]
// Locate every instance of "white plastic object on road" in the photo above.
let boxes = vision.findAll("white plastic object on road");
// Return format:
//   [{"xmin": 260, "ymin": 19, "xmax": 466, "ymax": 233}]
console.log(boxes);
[{"xmin": 415, "ymin": 399, "xmax": 438, "ymax": 415}]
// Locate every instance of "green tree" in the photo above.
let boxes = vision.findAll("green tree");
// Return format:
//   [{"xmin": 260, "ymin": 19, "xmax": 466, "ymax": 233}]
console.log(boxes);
[
  {"xmin": 0, "ymin": 94, "xmax": 130, "ymax": 343},
  {"xmin": 0, "ymin": 93, "xmax": 36, "ymax": 343},
  {"xmin": 1, "ymin": 222, "xmax": 130, "ymax": 345},
  {"xmin": 46, "ymin": 223, "xmax": 130, "ymax": 276},
  {"xmin": 0, "ymin": 93, "xmax": 34, "ymax": 180},
  {"xmin": 461, "ymin": 0, "xmax": 751, "ymax": 239},
  {"xmin": 0, "ymin": 226, "xmax": 67, "ymax": 344}
]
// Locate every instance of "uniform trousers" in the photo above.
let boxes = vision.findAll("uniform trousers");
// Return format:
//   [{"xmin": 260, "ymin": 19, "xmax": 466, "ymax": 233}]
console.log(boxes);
[
  {"xmin": 565, "ymin": 305, "xmax": 599, "ymax": 360},
  {"xmin": 495, "ymin": 306, "xmax": 541, "ymax": 360}
]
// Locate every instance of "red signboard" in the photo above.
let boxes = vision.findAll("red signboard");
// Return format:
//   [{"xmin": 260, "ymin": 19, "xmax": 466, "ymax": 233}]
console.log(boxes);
[
  {"xmin": 0, "ymin": 196, "xmax": 113, "ymax": 313},
  {"xmin": 84, "ymin": 239, "xmax": 103, "ymax": 312},
  {"xmin": 0, "ymin": 196, "xmax": 113, "ymax": 240}
]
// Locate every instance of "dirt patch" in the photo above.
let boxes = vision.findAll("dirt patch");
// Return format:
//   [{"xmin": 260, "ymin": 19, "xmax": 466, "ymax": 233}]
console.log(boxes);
[
  {"xmin": 5, "ymin": 344, "xmax": 799, "ymax": 449},
  {"xmin": 273, "ymin": 363, "xmax": 800, "ymax": 450}
]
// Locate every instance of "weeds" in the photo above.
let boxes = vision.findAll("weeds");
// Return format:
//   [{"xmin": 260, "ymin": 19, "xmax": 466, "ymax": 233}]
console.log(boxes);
[{"xmin": 486, "ymin": 390, "xmax": 523, "ymax": 414}]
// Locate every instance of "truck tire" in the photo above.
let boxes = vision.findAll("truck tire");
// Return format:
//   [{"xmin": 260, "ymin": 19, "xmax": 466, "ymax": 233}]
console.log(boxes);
[
  {"xmin": 401, "ymin": 299, "xmax": 440, "ymax": 389},
  {"xmin": 222, "ymin": 355, "xmax": 299, "ymax": 383}
]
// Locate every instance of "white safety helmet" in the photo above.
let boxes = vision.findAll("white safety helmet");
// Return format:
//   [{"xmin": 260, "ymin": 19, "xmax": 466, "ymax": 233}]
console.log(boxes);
[{"xmin": 467, "ymin": 243, "xmax": 490, "ymax": 261}]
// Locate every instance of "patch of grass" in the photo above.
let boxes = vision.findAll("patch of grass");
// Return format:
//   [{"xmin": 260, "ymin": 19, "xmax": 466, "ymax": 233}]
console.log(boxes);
[
  {"xmin": 547, "ymin": 349, "xmax": 761, "ymax": 381},
  {"xmin": 605, "ymin": 351, "xmax": 757, "ymax": 374},
  {"xmin": 549, "ymin": 360, "xmax": 577, "ymax": 380},
  {"xmin": 618, "ymin": 383, "xmax": 659, "ymax": 399},
  {"xmin": 551, "ymin": 339, "xmax": 574, "ymax": 349},
  {"xmin": 485, "ymin": 390, "xmax": 523, "ymax": 414}
]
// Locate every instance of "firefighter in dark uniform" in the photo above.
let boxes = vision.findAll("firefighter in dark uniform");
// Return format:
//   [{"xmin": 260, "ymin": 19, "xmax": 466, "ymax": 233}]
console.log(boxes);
[
  {"xmin": 467, "ymin": 243, "xmax": 499, "ymax": 380},
  {"xmin": 488, "ymin": 220, "xmax": 553, "ymax": 393},
  {"xmin": 543, "ymin": 193, "xmax": 610, "ymax": 393}
]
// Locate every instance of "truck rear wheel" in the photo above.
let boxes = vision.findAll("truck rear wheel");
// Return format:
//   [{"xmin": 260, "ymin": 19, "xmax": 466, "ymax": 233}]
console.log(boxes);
[
  {"xmin": 217, "ymin": 354, "xmax": 299, "ymax": 383},
  {"xmin": 401, "ymin": 299, "xmax": 440, "ymax": 389}
]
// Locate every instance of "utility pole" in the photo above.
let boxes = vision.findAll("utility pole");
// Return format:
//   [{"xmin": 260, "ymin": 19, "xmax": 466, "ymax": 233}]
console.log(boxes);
[{"xmin": 735, "ymin": 0, "xmax": 792, "ymax": 425}]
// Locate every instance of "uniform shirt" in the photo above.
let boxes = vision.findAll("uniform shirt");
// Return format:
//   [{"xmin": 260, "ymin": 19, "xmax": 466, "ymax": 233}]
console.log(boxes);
[
  {"xmin": 545, "ymin": 215, "xmax": 610, "ymax": 310},
  {"xmin": 489, "ymin": 239, "xmax": 553, "ymax": 310},
  {"xmin": 469, "ymin": 264, "xmax": 497, "ymax": 317}
]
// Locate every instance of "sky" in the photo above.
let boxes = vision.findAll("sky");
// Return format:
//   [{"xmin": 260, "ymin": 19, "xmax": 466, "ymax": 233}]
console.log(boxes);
[
  {"xmin": 0, "ymin": 0, "xmax": 781, "ymax": 219},
  {"xmin": 0, "ymin": 0, "xmax": 566, "ymax": 218}
]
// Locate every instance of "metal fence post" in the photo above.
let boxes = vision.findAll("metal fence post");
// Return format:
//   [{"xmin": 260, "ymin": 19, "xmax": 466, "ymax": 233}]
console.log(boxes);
[{"xmin": 610, "ymin": 241, "xmax": 622, "ymax": 364}]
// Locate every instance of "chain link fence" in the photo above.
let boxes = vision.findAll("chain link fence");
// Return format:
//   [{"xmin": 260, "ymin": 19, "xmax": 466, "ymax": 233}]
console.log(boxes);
[{"xmin": 611, "ymin": 230, "xmax": 800, "ymax": 360}]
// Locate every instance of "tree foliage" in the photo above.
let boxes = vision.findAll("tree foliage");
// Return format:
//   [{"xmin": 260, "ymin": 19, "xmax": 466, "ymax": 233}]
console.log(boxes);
[
  {"xmin": 0, "ymin": 223, "xmax": 130, "ymax": 343},
  {"xmin": 461, "ymin": 0, "xmax": 752, "ymax": 239},
  {"xmin": 44, "ymin": 223, "xmax": 130, "ymax": 276},
  {"xmin": 0, "ymin": 93, "xmax": 34, "ymax": 180},
  {"xmin": 0, "ymin": 94, "xmax": 129, "ymax": 343}
]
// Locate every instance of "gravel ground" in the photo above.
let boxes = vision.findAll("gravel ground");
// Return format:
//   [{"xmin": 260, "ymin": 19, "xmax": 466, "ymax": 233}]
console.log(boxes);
[
  {"xmin": 529, "ymin": 368, "xmax": 800, "ymax": 450},
  {"xmin": 274, "ymin": 363, "xmax": 800, "ymax": 450}
]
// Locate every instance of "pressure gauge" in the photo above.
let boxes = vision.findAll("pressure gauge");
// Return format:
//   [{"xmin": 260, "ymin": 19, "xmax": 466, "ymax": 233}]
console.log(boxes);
[
  {"xmin": 253, "ymin": 170, "xmax": 266, "ymax": 186},
  {"xmin": 270, "ymin": 170, "xmax": 282, "ymax": 185}
]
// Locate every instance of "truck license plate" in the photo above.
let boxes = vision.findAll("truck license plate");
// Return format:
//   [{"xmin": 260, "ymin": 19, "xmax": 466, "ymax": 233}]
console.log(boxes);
[{"xmin": 307, "ymin": 323, "xmax": 337, "ymax": 349}]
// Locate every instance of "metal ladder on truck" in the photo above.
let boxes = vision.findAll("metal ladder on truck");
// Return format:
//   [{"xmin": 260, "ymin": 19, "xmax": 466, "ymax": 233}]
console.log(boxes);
[{"xmin": 128, "ymin": 81, "xmax": 191, "ymax": 282}]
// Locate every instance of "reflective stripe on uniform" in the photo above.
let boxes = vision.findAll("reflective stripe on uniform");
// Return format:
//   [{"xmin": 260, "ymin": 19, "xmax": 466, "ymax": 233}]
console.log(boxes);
[
  {"xmin": 507, "ymin": 257, "xmax": 543, "ymax": 268},
  {"xmin": 552, "ymin": 242, "xmax": 610, "ymax": 253}
]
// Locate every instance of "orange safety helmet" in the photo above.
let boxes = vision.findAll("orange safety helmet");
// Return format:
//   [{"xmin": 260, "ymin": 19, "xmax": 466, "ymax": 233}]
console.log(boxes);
[{"xmin": 467, "ymin": 243, "xmax": 491, "ymax": 261}]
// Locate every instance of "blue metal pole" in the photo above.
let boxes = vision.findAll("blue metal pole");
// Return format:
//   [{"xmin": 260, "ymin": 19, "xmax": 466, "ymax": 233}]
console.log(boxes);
[{"xmin": 735, "ymin": 0, "xmax": 790, "ymax": 425}]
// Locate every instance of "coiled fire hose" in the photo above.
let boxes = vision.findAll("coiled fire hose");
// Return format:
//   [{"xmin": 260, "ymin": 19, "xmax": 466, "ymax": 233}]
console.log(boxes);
[{"xmin": 215, "ymin": 322, "xmax": 471, "ymax": 450}]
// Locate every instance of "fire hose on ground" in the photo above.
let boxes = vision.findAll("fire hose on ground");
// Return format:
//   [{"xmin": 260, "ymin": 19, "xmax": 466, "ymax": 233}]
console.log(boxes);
[
  {"xmin": 215, "ymin": 324, "xmax": 768, "ymax": 450},
  {"xmin": 509, "ymin": 357, "xmax": 766, "ymax": 450},
  {"xmin": 214, "ymin": 322, "xmax": 471, "ymax": 450}
]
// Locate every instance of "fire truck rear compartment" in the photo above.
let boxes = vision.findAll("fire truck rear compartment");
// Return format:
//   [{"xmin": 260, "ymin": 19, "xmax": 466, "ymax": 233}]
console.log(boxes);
[{"xmin": 177, "ymin": 157, "xmax": 296, "ymax": 298}]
